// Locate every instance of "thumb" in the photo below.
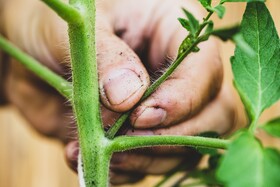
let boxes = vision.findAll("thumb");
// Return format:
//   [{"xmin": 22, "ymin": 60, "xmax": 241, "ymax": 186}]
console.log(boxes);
[
  {"xmin": 2, "ymin": 0, "xmax": 150, "ymax": 113},
  {"xmin": 97, "ymin": 31, "xmax": 149, "ymax": 112}
]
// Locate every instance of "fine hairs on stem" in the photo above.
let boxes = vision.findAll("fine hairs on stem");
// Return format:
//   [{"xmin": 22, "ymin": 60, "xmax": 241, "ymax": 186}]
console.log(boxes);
[
  {"xmin": 105, "ymin": 9, "xmax": 215, "ymax": 139},
  {"xmin": 0, "ymin": 0, "xmax": 246, "ymax": 186}
]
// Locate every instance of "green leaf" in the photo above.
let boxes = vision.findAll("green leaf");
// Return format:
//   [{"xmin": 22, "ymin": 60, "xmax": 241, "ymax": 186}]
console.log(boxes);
[
  {"xmin": 231, "ymin": 2, "xmax": 280, "ymax": 121},
  {"xmin": 221, "ymin": 0, "xmax": 265, "ymax": 3},
  {"xmin": 200, "ymin": 21, "xmax": 214, "ymax": 42},
  {"xmin": 217, "ymin": 132, "xmax": 280, "ymax": 187},
  {"xmin": 213, "ymin": 5, "xmax": 226, "ymax": 19},
  {"xmin": 198, "ymin": 0, "xmax": 212, "ymax": 7},
  {"xmin": 178, "ymin": 18, "xmax": 191, "ymax": 31},
  {"xmin": 207, "ymin": 5, "xmax": 226, "ymax": 19},
  {"xmin": 205, "ymin": 21, "xmax": 214, "ymax": 34},
  {"xmin": 261, "ymin": 117, "xmax": 280, "ymax": 138},
  {"xmin": 232, "ymin": 34, "xmax": 255, "ymax": 58},
  {"xmin": 181, "ymin": 8, "xmax": 199, "ymax": 36},
  {"xmin": 211, "ymin": 25, "xmax": 240, "ymax": 41}
]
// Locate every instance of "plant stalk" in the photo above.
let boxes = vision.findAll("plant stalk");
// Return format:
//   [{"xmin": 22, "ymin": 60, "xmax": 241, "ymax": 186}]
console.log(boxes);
[
  {"xmin": 67, "ymin": 0, "xmax": 110, "ymax": 186},
  {"xmin": 0, "ymin": 34, "xmax": 72, "ymax": 99},
  {"xmin": 106, "ymin": 10, "xmax": 216, "ymax": 139},
  {"xmin": 41, "ymin": 0, "xmax": 83, "ymax": 24},
  {"xmin": 109, "ymin": 135, "xmax": 229, "ymax": 153},
  {"xmin": 106, "ymin": 38, "xmax": 202, "ymax": 139}
]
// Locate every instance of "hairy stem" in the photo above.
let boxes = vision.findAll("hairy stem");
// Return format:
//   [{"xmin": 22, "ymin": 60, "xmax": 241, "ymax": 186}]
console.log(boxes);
[
  {"xmin": 106, "ymin": 10, "xmax": 216, "ymax": 139},
  {"xmin": 196, "ymin": 12, "xmax": 213, "ymax": 38},
  {"xmin": 2, "ymin": 1, "xmax": 235, "ymax": 186},
  {"xmin": 0, "ymin": 34, "xmax": 72, "ymax": 99},
  {"xmin": 105, "ymin": 110, "xmax": 132, "ymax": 139},
  {"xmin": 109, "ymin": 136, "xmax": 229, "ymax": 153},
  {"xmin": 41, "ymin": 0, "xmax": 83, "ymax": 24},
  {"xmin": 66, "ymin": 0, "xmax": 109, "ymax": 186},
  {"xmin": 106, "ymin": 38, "xmax": 202, "ymax": 139}
]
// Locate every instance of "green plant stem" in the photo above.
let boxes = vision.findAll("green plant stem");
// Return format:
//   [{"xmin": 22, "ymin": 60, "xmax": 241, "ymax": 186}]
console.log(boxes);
[
  {"xmin": 106, "ymin": 38, "xmax": 203, "ymax": 139},
  {"xmin": 0, "ymin": 34, "xmax": 72, "ymax": 99},
  {"xmin": 109, "ymin": 136, "xmax": 229, "ymax": 152},
  {"xmin": 41, "ymin": 0, "xmax": 83, "ymax": 24},
  {"xmin": 197, "ymin": 12, "xmax": 213, "ymax": 38},
  {"xmin": 106, "ymin": 11, "xmax": 215, "ymax": 139},
  {"xmin": 66, "ymin": 0, "xmax": 109, "ymax": 186},
  {"xmin": 249, "ymin": 118, "xmax": 259, "ymax": 134},
  {"xmin": 105, "ymin": 43, "xmax": 196, "ymax": 139},
  {"xmin": 105, "ymin": 110, "xmax": 132, "ymax": 139}
]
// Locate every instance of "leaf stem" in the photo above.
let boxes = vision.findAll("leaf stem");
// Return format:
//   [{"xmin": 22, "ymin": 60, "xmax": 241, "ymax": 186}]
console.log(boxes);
[
  {"xmin": 196, "ymin": 12, "xmax": 214, "ymax": 38},
  {"xmin": 249, "ymin": 118, "xmax": 259, "ymax": 134},
  {"xmin": 106, "ymin": 11, "xmax": 216, "ymax": 139},
  {"xmin": 109, "ymin": 135, "xmax": 229, "ymax": 152},
  {"xmin": 0, "ymin": 34, "xmax": 72, "ymax": 99},
  {"xmin": 67, "ymin": 0, "xmax": 108, "ymax": 186},
  {"xmin": 105, "ymin": 37, "xmax": 201, "ymax": 139},
  {"xmin": 105, "ymin": 110, "xmax": 132, "ymax": 139},
  {"xmin": 41, "ymin": 0, "xmax": 83, "ymax": 24}
]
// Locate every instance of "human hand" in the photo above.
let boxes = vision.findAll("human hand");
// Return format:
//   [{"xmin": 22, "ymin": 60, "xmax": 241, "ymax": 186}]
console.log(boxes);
[{"xmin": 1, "ymin": 0, "xmax": 244, "ymax": 184}]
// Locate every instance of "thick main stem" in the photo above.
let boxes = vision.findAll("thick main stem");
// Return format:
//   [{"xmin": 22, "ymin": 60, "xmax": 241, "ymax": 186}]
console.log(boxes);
[{"xmin": 68, "ymin": 0, "xmax": 110, "ymax": 186}]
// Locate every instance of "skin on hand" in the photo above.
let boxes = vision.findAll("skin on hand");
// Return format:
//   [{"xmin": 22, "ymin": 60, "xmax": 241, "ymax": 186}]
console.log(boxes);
[{"xmin": 0, "ymin": 0, "xmax": 246, "ymax": 184}]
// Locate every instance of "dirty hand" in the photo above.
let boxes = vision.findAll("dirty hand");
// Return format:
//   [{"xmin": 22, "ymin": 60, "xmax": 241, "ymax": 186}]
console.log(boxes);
[{"xmin": 0, "ymin": 0, "xmax": 243, "ymax": 184}]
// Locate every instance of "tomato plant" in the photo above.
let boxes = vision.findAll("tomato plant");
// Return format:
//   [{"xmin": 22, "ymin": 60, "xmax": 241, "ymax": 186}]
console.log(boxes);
[{"xmin": 1, "ymin": 0, "xmax": 280, "ymax": 187}]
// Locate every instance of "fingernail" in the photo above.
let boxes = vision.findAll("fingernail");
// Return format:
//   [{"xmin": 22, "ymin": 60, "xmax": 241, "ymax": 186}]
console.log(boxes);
[
  {"xmin": 133, "ymin": 107, "xmax": 167, "ymax": 128},
  {"xmin": 102, "ymin": 69, "xmax": 143, "ymax": 105}
]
